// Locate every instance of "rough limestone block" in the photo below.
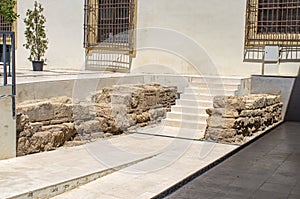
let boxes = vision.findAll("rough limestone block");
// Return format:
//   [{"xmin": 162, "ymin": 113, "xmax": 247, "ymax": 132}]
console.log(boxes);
[
  {"xmin": 240, "ymin": 109, "xmax": 264, "ymax": 117},
  {"xmin": 213, "ymin": 96, "xmax": 245, "ymax": 110},
  {"xmin": 207, "ymin": 116, "xmax": 235, "ymax": 129},
  {"xmin": 149, "ymin": 108, "xmax": 166, "ymax": 121},
  {"xmin": 53, "ymin": 103, "xmax": 73, "ymax": 121},
  {"xmin": 265, "ymin": 95, "xmax": 280, "ymax": 106},
  {"xmin": 205, "ymin": 127, "xmax": 237, "ymax": 141},
  {"xmin": 75, "ymin": 120, "xmax": 102, "ymax": 134},
  {"xmin": 16, "ymin": 83, "xmax": 178, "ymax": 156},
  {"xmin": 17, "ymin": 102, "xmax": 55, "ymax": 122},
  {"xmin": 244, "ymin": 95, "xmax": 266, "ymax": 110},
  {"xmin": 111, "ymin": 93, "xmax": 131, "ymax": 107},
  {"xmin": 136, "ymin": 112, "xmax": 150, "ymax": 123},
  {"xmin": 73, "ymin": 104, "xmax": 93, "ymax": 121},
  {"xmin": 16, "ymin": 113, "xmax": 29, "ymax": 133},
  {"xmin": 207, "ymin": 108, "xmax": 239, "ymax": 118}
]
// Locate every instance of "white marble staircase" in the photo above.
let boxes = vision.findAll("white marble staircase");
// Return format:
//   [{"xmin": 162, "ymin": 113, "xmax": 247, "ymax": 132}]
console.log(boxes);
[{"xmin": 159, "ymin": 76, "xmax": 245, "ymax": 139}]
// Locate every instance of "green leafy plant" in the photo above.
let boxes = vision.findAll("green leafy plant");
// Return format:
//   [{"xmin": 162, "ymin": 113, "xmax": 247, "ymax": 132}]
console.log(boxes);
[
  {"xmin": 0, "ymin": 0, "xmax": 19, "ymax": 24},
  {"xmin": 23, "ymin": 1, "xmax": 48, "ymax": 61}
]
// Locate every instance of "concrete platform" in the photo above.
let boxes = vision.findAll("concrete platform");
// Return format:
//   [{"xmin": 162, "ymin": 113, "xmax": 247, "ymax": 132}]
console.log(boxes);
[
  {"xmin": 52, "ymin": 134, "xmax": 237, "ymax": 199},
  {"xmin": 0, "ymin": 70, "xmax": 251, "ymax": 198},
  {"xmin": 0, "ymin": 131, "xmax": 237, "ymax": 198},
  {"xmin": 166, "ymin": 122, "xmax": 300, "ymax": 199}
]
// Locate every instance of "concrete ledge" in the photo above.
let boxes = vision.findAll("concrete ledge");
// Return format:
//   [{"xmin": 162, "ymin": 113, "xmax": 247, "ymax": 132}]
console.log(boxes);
[{"xmin": 0, "ymin": 86, "xmax": 16, "ymax": 160}]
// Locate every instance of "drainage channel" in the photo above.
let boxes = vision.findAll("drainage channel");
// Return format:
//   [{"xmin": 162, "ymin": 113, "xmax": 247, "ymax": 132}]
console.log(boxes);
[{"xmin": 151, "ymin": 122, "xmax": 284, "ymax": 199}]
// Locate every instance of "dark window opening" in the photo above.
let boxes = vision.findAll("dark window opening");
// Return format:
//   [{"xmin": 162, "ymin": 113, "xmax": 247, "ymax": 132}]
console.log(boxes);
[
  {"xmin": 257, "ymin": 0, "xmax": 300, "ymax": 34},
  {"xmin": 98, "ymin": 0, "xmax": 130, "ymax": 43}
]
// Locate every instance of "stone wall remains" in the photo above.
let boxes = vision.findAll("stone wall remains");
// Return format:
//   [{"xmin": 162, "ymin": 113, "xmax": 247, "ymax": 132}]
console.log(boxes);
[
  {"xmin": 205, "ymin": 94, "xmax": 282, "ymax": 145},
  {"xmin": 16, "ymin": 84, "xmax": 177, "ymax": 156}
]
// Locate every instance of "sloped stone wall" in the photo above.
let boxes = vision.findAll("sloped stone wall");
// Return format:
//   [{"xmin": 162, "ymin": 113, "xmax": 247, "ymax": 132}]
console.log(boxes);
[
  {"xmin": 205, "ymin": 94, "xmax": 282, "ymax": 145},
  {"xmin": 16, "ymin": 84, "xmax": 177, "ymax": 156}
]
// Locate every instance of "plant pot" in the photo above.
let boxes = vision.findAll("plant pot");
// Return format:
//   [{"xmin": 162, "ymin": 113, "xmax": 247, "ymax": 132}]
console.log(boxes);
[{"xmin": 32, "ymin": 61, "xmax": 44, "ymax": 71}]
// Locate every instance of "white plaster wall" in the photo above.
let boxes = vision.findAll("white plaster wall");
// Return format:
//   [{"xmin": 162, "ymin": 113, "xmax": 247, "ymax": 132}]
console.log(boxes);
[
  {"xmin": 14, "ymin": 0, "xmax": 300, "ymax": 76},
  {"xmin": 132, "ymin": 0, "xmax": 300, "ymax": 76},
  {"xmin": 16, "ymin": 0, "xmax": 85, "ymax": 70}
]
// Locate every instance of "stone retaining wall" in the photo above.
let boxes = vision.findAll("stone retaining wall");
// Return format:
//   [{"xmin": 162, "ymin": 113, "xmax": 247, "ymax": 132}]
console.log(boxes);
[
  {"xmin": 205, "ymin": 94, "xmax": 282, "ymax": 145},
  {"xmin": 16, "ymin": 83, "xmax": 177, "ymax": 156}
]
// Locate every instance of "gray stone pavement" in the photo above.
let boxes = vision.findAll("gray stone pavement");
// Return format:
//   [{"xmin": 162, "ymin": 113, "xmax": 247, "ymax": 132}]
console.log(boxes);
[
  {"xmin": 0, "ymin": 128, "xmax": 237, "ymax": 198},
  {"xmin": 166, "ymin": 122, "xmax": 300, "ymax": 199}
]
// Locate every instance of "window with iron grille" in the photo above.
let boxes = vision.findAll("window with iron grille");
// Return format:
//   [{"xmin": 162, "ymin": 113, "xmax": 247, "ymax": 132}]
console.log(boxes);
[
  {"xmin": 257, "ymin": 0, "xmax": 300, "ymax": 34},
  {"xmin": 244, "ymin": 0, "xmax": 300, "ymax": 62},
  {"xmin": 0, "ymin": 15, "xmax": 13, "ymax": 32},
  {"xmin": 84, "ymin": 0, "xmax": 136, "ymax": 72},
  {"xmin": 0, "ymin": 1, "xmax": 17, "ymax": 49},
  {"xmin": 84, "ymin": 0, "xmax": 136, "ymax": 52}
]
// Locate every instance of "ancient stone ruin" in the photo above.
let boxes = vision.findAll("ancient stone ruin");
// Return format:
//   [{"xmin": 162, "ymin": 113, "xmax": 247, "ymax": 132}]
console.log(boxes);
[
  {"xmin": 205, "ymin": 94, "xmax": 283, "ymax": 145},
  {"xmin": 16, "ymin": 83, "xmax": 177, "ymax": 156}
]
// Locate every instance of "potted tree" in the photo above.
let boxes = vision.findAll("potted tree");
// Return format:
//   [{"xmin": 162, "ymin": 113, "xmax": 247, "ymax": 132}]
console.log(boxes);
[{"xmin": 23, "ymin": 1, "xmax": 48, "ymax": 71}]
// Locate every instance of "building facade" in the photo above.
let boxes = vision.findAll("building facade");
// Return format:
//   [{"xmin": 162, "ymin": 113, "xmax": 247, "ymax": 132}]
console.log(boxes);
[{"xmin": 3, "ymin": 0, "xmax": 299, "ymax": 76}]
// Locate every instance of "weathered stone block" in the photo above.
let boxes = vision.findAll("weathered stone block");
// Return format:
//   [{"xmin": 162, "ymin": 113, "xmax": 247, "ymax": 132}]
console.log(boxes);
[
  {"xmin": 53, "ymin": 104, "xmax": 73, "ymax": 120},
  {"xmin": 16, "ymin": 113, "xmax": 29, "ymax": 133},
  {"xmin": 205, "ymin": 127, "xmax": 237, "ymax": 141},
  {"xmin": 244, "ymin": 95, "xmax": 266, "ymax": 110},
  {"xmin": 75, "ymin": 120, "xmax": 102, "ymax": 134},
  {"xmin": 265, "ymin": 95, "xmax": 280, "ymax": 106},
  {"xmin": 111, "ymin": 93, "xmax": 131, "ymax": 107},
  {"xmin": 213, "ymin": 96, "xmax": 245, "ymax": 110},
  {"xmin": 207, "ymin": 116, "xmax": 235, "ymax": 129},
  {"xmin": 17, "ymin": 102, "xmax": 55, "ymax": 122},
  {"xmin": 73, "ymin": 104, "xmax": 93, "ymax": 121},
  {"xmin": 149, "ymin": 108, "xmax": 166, "ymax": 121},
  {"xmin": 16, "ymin": 83, "xmax": 177, "ymax": 156},
  {"xmin": 207, "ymin": 108, "xmax": 239, "ymax": 118}
]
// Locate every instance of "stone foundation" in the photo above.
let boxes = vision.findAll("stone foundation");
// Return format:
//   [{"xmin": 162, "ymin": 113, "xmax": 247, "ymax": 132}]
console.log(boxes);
[
  {"xmin": 205, "ymin": 94, "xmax": 283, "ymax": 145},
  {"xmin": 16, "ymin": 83, "xmax": 177, "ymax": 156}
]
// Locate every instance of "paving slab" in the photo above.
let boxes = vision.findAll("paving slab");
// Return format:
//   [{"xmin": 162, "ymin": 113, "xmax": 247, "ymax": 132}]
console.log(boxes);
[
  {"xmin": 52, "ymin": 133, "xmax": 237, "ymax": 199},
  {"xmin": 0, "ymin": 134, "xmax": 164, "ymax": 199}
]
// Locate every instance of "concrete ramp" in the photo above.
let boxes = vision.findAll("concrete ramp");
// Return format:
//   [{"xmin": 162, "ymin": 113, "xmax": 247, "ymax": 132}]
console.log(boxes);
[{"xmin": 0, "ymin": 133, "xmax": 237, "ymax": 199}]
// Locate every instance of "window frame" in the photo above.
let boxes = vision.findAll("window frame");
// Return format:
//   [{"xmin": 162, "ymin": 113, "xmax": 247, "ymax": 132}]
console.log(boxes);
[
  {"xmin": 244, "ymin": 0, "xmax": 300, "ymax": 62},
  {"xmin": 0, "ymin": 2, "xmax": 17, "ymax": 46},
  {"xmin": 84, "ymin": 0, "xmax": 137, "ymax": 56}
]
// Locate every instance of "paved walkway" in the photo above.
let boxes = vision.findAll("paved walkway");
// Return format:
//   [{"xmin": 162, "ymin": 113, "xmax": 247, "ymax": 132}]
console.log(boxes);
[
  {"xmin": 1, "ymin": 69, "xmax": 246, "ymax": 85},
  {"xmin": 166, "ymin": 122, "xmax": 300, "ymax": 199},
  {"xmin": 1, "ymin": 69, "xmax": 126, "ymax": 85},
  {"xmin": 0, "ymin": 128, "xmax": 237, "ymax": 198}
]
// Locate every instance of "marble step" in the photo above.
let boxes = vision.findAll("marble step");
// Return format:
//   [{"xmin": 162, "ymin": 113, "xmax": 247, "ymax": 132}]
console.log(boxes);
[
  {"xmin": 166, "ymin": 112, "xmax": 208, "ymax": 121},
  {"xmin": 171, "ymin": 105, "xmax": 208, "ymax": 115},
  {"xmin": 190, "ymin": 76, "xmax": 244, "ymax": 85},
  {"xmin": 180, "ymin": 93, "xmax": 214, "ymax": 101},
  {"xmin": 162, "ymin": 118, "xmax": 207, "ymax": 130},
  {"xmin": 175, "ymin": 99, "xmax": 213, "ymax": 108},
  {"xmin": 189, "ymin": 82, "xmax": 240, "ymax": 90},
  {"xmin": 184, "ymin": 87, "xmax": 237, "ymax": 96}
]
